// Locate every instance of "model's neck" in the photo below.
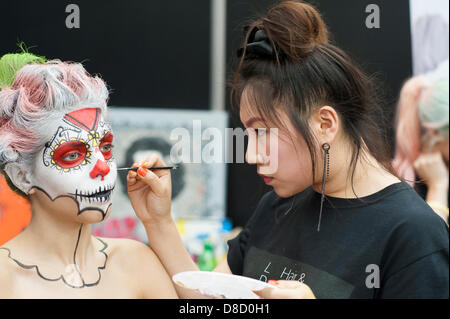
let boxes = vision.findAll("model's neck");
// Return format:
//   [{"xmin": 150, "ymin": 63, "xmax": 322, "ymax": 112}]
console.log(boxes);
[{"xmin": 19, "ymin": 200, "xmax": 95, "ymax": 268}]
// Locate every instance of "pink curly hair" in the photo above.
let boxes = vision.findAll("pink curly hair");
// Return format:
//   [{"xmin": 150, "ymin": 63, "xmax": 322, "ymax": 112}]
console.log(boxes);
[
  {"xmin": 393, "ymin": 76, "xmax": 428, "ymax": 186},
  {"xmin": 0, "ymin": 60, "xmax": 109, "ymax": 196},
  {"xmin": 0, "ymin": 60, "xmax": 109, "ymax": 166}
]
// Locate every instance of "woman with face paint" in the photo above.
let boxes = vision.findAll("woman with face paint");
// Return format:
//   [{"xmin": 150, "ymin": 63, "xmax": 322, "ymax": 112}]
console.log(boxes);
[
  {"xmin": 0, "ymin": 53, "xmax": 177, "ymax": 298},
  {"xmin": 128, "ymin": 1, "xmax": 449, "ymax": 299}
]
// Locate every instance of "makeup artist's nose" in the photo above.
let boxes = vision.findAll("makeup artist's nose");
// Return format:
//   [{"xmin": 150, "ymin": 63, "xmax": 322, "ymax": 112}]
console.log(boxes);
[
  {"xmin": 245, "ymin": 148, "xmax": 257, "ymax": 164},
  {"xmin": 90, "ymin": 159, "xmax": 110, "ymax": 181},
  {"xmin": 246, "ymin": 139, "xmax": 269, "ymax": 165},
  {"xmin": 246, "ymin": 150, "xmax": 269, "ymax": 165},
  {"xmin": 246, "ymin": 135, "xmax": 258, "ymax": 164}
]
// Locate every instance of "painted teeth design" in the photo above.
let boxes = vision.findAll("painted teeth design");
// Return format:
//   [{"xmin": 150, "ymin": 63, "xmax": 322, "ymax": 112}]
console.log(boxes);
[{"xmin": 72, "ymin": 185, "xmax": 115, "ymax": 203}]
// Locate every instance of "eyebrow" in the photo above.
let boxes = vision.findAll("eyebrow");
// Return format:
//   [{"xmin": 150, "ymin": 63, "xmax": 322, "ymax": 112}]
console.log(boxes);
[{"xmin": 244, "ymin": 117, "xmax": 264, "ymax": 127}]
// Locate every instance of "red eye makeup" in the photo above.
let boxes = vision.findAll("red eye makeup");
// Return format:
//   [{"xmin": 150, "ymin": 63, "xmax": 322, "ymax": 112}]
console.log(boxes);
[
  {"xmin": 52, "ymin": 141, "xmax": 88, "ymax": 168},
  {"xmin": 99, "ymin": 132, "xmax": 114, "ymax": 160}
]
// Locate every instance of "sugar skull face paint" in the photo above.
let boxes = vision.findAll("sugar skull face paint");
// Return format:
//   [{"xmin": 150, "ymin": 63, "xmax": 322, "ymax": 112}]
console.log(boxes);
[{"xmin": 31, "ymin": 108, "xmax": 117, "ymax": 220}]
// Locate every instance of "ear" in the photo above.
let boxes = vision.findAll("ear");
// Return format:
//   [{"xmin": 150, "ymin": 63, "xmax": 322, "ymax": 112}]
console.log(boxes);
[
  {"xmin": 310, "ymin": 106, "xmax": 339, "ymax": 144},
  {"xmin": 3, "ymin": 162, "xmax": 33, "ymax": 194}
]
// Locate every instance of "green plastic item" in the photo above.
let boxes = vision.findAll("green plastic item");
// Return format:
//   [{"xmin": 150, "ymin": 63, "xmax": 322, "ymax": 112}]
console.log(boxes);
[{"xmin": 197, "ymin": 241, "xmax": 217, "ymax": 271}]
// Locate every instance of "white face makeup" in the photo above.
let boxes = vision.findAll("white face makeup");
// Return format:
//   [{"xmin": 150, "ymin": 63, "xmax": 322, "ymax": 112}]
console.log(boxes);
[{"xmin": 31, "ymin": 108, "xmax": 117, "ymax": 220}]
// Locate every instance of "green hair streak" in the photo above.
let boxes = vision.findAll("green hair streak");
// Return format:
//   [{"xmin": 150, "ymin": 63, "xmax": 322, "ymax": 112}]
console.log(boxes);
[{"xmin": 0, "ymin": 44, "xmax": 46, "ymax": 89}]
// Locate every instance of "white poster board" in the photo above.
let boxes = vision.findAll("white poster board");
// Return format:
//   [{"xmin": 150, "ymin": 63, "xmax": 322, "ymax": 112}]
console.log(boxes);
[{"xmin": 409, "ymin": 0, "xmax": 449, "ymax": 78}]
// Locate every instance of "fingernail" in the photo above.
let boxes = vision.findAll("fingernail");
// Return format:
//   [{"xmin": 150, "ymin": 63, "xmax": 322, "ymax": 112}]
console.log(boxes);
[
  {"xmin": 138, "ymin": 167, "xmax": 147, "ymax": 177},
  {"xmin": 268, "ymin": 280, "xmax": 279, "ymax": 285},
  {"xmin": 252, "ymin": 292, "xmax": 263, "ymax": 299},
  {"xmin": 128, "ymin": 171, "xmax": 136, "ymax": 177}
]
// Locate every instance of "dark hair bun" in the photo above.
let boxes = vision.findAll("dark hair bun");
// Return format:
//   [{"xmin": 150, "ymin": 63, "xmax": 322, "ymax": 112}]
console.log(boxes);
[{"xmin": 261, "ymin": 0, "xmax": 329, "ymax": 61}]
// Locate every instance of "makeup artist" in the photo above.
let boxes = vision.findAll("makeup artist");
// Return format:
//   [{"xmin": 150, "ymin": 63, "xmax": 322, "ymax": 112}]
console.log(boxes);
[{"xmin": 128, "ymin": 1, "xmax": 449, "ymax": 299}]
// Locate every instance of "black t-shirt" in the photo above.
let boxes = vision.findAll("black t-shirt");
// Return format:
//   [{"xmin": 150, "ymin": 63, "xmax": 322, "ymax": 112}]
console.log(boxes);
[{"xmin": 227, "ymin": 182, "xmax": 449, "ymax": 299}]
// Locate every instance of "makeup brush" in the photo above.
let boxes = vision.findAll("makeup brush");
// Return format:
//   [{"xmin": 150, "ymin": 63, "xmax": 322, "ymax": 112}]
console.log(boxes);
[{"xmin": 117, "ymin": 166, "xmax": 178, "ymax": 172}]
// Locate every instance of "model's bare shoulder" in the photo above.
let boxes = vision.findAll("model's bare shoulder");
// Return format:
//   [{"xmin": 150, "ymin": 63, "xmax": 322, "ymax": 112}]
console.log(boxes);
[
  {"xmin": 97, "ymin": 237, "xmax": 160, "ymax": 270},
  {"xmin": 0, "ymin": 246, "xmax": 14, "ymax": 298},
  {"xmin": 94, "ymin": 236, "xmax": 148, "ymax": 260},
  {"xmin": 95, "ymin": 237, "xmax": 178, "ymax": 298},
  {"xmin": 92, "ymin": 237, "xmax": 153, "ymax": 273}
]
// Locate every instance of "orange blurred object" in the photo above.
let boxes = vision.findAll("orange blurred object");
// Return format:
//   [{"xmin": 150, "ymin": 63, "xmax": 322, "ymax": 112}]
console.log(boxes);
[{"xmin": 0, "ymin": 175, "xmax": 31, "ymax": 245}]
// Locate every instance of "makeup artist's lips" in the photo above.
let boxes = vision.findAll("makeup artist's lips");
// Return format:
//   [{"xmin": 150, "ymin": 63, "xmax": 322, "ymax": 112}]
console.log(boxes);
[{"xmin": 258, "ymin": 174, "xmax": 274, "ymax": 184}]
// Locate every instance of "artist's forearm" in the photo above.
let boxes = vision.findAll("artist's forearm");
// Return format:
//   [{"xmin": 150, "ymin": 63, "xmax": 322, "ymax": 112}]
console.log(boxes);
[
  {"xmin": 143, "ymin": 219, "xmax": 206, "ymax": 298},
  {"xmin": 144, "ymin": 219, "xmax": 198, "ymax": 273},
  {"xmin": 426, "ymin": 183, "xmax": 449, "ymax": 225},
  {"xmin": 426, "ymin": 182, "xmax": 449, "ymax": 206}
]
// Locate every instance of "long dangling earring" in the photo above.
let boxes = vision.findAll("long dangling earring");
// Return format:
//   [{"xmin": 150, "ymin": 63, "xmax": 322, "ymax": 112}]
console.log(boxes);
[{"xmin": 317, "ymin": 143, "xmax": 330, "ymax": 232}]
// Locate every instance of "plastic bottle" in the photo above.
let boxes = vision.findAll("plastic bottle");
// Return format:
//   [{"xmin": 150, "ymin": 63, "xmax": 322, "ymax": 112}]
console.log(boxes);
[
  {"xmin": 215, "ymin": 219, "xmax": 233, "ymax": 263},
  {"xmin": 197, "ymin": 241, "xmax": 217, "ymax": 271}
]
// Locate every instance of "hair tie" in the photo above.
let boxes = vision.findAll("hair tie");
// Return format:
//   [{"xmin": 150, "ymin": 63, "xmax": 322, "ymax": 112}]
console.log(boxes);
[{"xmin": 237, "ymin": 27, "xmax": 275, "ymax": 60}]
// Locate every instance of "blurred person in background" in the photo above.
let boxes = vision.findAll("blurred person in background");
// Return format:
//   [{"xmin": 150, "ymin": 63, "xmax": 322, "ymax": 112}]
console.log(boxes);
[{"xmin": 393, "ymin": 67, "xmax": 449, "ymax": 225}]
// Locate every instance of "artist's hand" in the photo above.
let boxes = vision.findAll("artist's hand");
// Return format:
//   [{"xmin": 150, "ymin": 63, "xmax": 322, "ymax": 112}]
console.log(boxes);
[
  {"xmin": 254, "ymin": 280, "xmax": 316, "ymax": 299},
  {"xmin": 127, "ymin": 154, "xmax": 172, "ymax": 225},
  {"xmin": 414, "ymin": 152, "xmax": 449, "ymax": 189}
]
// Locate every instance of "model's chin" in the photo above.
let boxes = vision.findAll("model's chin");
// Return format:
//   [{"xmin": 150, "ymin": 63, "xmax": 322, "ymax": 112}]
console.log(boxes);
[
  {"xmin": 30, "ymin": 187, "xmax": 113, "ymax": 223},
  {"xmin": 77, "ymin": 202, "xmax": 112, "ymax": 223}
]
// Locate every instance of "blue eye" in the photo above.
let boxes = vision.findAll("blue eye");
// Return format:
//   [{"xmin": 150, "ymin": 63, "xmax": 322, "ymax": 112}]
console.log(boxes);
[
  {"xmin": 63, "ymin": 152, "xmax": 81, "ymax": 161},
  {"xmin": 100, "ymin": 144, "xmax": 113, "ymax": 152}
]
